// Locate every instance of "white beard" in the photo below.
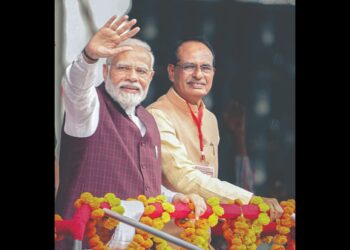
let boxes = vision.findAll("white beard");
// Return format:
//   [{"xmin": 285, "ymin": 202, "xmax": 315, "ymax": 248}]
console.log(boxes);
[{"xmin": 105, "ymin": 76, "xmax": 149, "ymax": 111}]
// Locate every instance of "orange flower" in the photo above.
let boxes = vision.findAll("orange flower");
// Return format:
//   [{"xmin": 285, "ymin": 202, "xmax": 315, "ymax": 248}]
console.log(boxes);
[
  {"xmin": 271, "ymin": 244, "xmax": 285, "ymax": 250},
  {"xmin": 273, "ymin": 235, "xmax": 288, "ymax": 245}
]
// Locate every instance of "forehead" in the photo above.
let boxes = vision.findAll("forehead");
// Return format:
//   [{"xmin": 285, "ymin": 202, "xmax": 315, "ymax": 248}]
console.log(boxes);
[
  {"xmin": 177, "ymin": 41, "xmax": 214, "ymax": 64},
  {"xmin": 112, "ymin": 46, "xmax": 151, "ymax": 67}
]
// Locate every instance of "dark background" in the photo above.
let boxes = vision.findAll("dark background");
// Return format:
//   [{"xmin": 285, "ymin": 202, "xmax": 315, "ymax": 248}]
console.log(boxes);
[{"xmin": 129, "ymin": 0, "xmax": 295, "ymax": 201}]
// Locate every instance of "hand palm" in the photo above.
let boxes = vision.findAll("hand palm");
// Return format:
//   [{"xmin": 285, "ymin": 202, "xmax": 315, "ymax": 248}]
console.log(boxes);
[{"xmin": 84, "ymin": 15, "xmax": 140, "ymax": 60}]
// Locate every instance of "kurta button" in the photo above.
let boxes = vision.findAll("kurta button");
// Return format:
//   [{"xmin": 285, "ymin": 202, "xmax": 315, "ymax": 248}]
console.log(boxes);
[{"xmin": 141, "ymin": 164, "xmax": 146, "ymax": 169}]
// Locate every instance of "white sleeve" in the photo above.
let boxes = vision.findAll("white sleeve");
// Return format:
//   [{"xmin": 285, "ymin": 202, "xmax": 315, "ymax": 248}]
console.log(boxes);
[
  {"xmin": 62, "ymin": 52, "xmax": 100, "ymax": 137},
  {"xmin": 161, "ymin": 185, "xmax": 179, "ymax": 202},
  {"xmin": 107, "ymin": 200, "xmax": 145, "ymax": 250}
]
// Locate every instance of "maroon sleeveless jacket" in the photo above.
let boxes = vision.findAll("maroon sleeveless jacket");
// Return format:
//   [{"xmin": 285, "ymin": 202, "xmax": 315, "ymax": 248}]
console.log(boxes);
[{"xmin": 56, "ymin": 83, "xmax": 162, "ymax": 220}]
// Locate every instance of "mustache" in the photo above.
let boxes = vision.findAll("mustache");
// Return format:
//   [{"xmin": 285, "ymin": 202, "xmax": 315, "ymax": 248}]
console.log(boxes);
[
  {"xmin": 118, "ymin": 81, "xmax": 142, "ymax": 91},
  {"xmin": 187, "ymin": 80, "xmax": 206, "ymax": 85}
]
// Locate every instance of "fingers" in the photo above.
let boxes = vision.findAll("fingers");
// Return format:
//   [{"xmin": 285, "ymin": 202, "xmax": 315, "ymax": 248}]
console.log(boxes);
[
  {"xmin": 110, "ymin": 15, "xmax": 129, "ymax": 30},
  {"xmin": 120, "ymin": 27, "xmax": 141, "ymax": 41},
  {"xmin": 117, "ymin": 18, "xmax": 138, "ymax": 35},
  {"xmin": 104, "ymin": 15, "xmax": 118, "ymax": 28},
  {"xmin": 172, "ymin": 193, "xmax": 189, "ymax": 203},
  {"xmin": 178, "ymin": 194, "xmax": 190, "ymax": 203},
  {"xmin": 107, "ymin": 16, "xmax": 140, "ymax": 43},
  {"xmin": 189, "ymin": 194, "xmax": 207, "ymax": 220},
  {"xmin": 271, "ymin": 199, "xmax": 283, "ymax": 220},
  {"xmin": 175, "ymin": 193, "xmax": 207, "ymax": 220},
  {"xmin": 265, "ymin": 198, "xmax": 283, "ymax": 221}
]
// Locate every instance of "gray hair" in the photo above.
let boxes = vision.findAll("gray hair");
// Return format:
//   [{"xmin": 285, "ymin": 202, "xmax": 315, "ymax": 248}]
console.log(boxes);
[{"xmin": 106, "ymin": 38, "xmax": 155, "ymax": 70}]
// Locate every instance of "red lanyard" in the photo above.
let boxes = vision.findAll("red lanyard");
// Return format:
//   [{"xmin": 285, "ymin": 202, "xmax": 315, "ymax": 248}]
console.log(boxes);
[{"xmin": 186, "ymin": 102, "xmax": 205, "ymax": 161}]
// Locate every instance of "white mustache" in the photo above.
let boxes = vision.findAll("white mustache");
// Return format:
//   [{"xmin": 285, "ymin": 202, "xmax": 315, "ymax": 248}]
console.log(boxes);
[{"xmin": 118, "ymin": 82, "xmax": 142, "ymax": 91}]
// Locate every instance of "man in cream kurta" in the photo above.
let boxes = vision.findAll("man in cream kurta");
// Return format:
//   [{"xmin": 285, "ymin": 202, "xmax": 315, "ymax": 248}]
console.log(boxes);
[
  {"xmin": 147, "ymin": 39, "xmax": 283, "ymax": 247},
  {"xmin": 148, "ymin": 87, "xmax": 253, "ymax": 203}
]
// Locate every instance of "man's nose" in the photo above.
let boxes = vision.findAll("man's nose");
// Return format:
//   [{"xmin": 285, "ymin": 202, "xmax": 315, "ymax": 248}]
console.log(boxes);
[
  {"xmin": 192, "ymin": 66, "xmax": 204, "ymax": 79},
  {"xmin": 125, "ymin": 68, "xmax": 138, "ymax": 82}
]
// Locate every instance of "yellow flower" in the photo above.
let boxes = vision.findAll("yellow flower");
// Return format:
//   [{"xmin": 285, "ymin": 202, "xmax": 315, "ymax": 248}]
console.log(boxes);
[
  {"xmin": 88, "ymin": 235, "xmax": 101, "ymax": 247},
  {"xmin": 207, "ymin": 197, "xmax": 220, "ymax": 206},
  {"xmin": 144, "ymin": 205, "xmax": 156, "ymax": 215},
  {"xmin": 208, "ymin": 214, "xmax": 219, "ymax": 227},
  {"xmin": 111, "ymin": 205, "xmax": 125, "ymax": 214},
  {"xmin": 195, "ymin": 228, "xmax": 208, "ymax": 237},
  {"xmin": 89, "ymin": 197, "xmax": 101, "ymax": 210},
  {"xmin": 193, "ymin": 235, "xmax": 206, "ymax": 246},
  {"xmin": 148, "ymin": 197, "xmax": 156, "ymax": 203},
  {"xmin": 140, "ymin": 216, "xmax": 153, "ymax": 226},
  {"xmin": 161, "ymin": 212, "xmax": 171, "ymax": 223},
  {"xmin": 251, "ymin": 224, "xmax": 263, "ymax": 234},
  {"xmin": 232, "ymin": 238, "xmax": 242, "ymax": 245},
  {"xmin": 184, "ymin": 227, "xmax": 195, "ymax": 236},
  {"xmin": 156, "ymin": 195, "xmax": 167, "ymax": 202},
  {"xmin": 134, "ymin": 234, "xmax": 144, "ymax": 244},
  {"xmin": 212, "ymin": 205, "xmax": 224, "ymax": 216},
  {"xmin": 144, "ymin": 238, "xmax": 153, "ymax": 248},
  {"xmin": 152, "ymin": 218, "xmax": 164, "ymax": 230},
  {"xmin": 195, "ymin": 219, "xmax": 209, "ymax": 228},
  {"xmin": 250, "ymin": 196, "xmax": 263, "ymax": 205},
  {"xmin": 162, "ymin": 202, "xmax": 175, "ymax": 213},
  {"xmin": 54, "ymin": 214, "xmax": 62, "ymax": 221},
  {"xmin": 137, "ymin": 195, "xmax": 147, "ymax": 203},
  {"xmin": 80, "ymin": 192, "xmax": 93, "ymax": 201},
  {"xmin": 235, "ymin": 221, "xmax": 249, "ymax": 229},
  {"xmin": 243, "ymin": 235, "xmax": 253, "ymax": 245},
  {"xmin": 104, "ymin": 193, "xmax": 115, "ymax": 200},
  {"xmin": 247, "ymin": 244, "xmax": 257, "ymax": 250},
  {"xmin": 109, "ymin": 197, "xmax": 121, "ymax": 207},
  {"xmin": 258, "ymin": 203, "xmax": 270, "ymax": 212},
  {"xmin": 91, "ymin": 208, "xmax": 104, "ymax": 219},
  {"xmin": 257, "ymin": 213, "xmax": 270, "ymax": 225},
  {"xmin": 233, "ymin": 245, "xmax": 247, "ymax": 250},
  {"xmin": 103, "ymin": 218, "xmax": 118, "ymax": 230},
  {"xmin": 276, "ymin": 225, "xmax": 290, "ymax": 234}
]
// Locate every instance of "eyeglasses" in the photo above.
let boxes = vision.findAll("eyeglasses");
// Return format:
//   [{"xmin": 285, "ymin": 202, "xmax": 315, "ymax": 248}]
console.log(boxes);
[
  {"xmin": 110, "ymin": 64, "xmax": 151, "ymax": 78},
  {"xmin": 175, "ymin": 63, "xmax": 215, "ymax": 74}
]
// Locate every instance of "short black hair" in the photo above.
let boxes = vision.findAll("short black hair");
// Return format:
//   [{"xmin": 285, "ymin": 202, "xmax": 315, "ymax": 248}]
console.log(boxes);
[{"xmin": 168, "ymin": 36, "xmax": 215, "ymax": 66}]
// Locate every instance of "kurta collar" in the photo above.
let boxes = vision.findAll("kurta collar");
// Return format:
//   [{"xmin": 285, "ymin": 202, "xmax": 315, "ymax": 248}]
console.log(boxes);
[{"xmin": 166, "ymin": 87, "xmax": 206, "ymax": 115}]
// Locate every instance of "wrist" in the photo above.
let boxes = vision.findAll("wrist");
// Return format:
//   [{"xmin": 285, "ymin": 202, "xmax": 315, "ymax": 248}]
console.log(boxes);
[{"xmin": 82, "ymin": 47, "xmax": 98, "ymax": 63}]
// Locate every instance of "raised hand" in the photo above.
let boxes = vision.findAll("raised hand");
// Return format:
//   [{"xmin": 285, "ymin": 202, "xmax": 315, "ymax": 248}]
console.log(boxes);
[{"xmin": 84, "ymin": 15, "xmax": 141, "ymax": 61}]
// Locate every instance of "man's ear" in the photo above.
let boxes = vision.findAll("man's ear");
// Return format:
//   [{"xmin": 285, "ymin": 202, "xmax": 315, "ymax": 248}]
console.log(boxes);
[
  {"xmin": 167, "ymin": 64, "xmax": 175, "ymax": 83},
  {"xmin": 103, "ymin": 64, "xmax": 108, "ymax": 81},
  {"xmin": 149, "ymin": 70, "xmax": 155, "ymax": 81}
]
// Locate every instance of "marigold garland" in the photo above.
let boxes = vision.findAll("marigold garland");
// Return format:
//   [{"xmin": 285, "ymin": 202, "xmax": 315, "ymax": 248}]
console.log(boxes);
[
  {"xmin": 126, "ymin": 194, "xmax": 174, "ymax": 250},
  {"xmin": 268, "ymin": 199, "xmax": 296, "ymax": 250},
  {"xmin": 175, "ymin": 196, "xmax": 224, "ymax": 250},
  {"xmin": 76, "ymin": 192, "xmax": 125, "ymax": 250},
  {"xmin": 222, "ymin": 197, "xmax": 271, "ymax": 250},
  {"xmin": 56, "ymin": 192, "xmax": 295, "ymax": 250}
]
